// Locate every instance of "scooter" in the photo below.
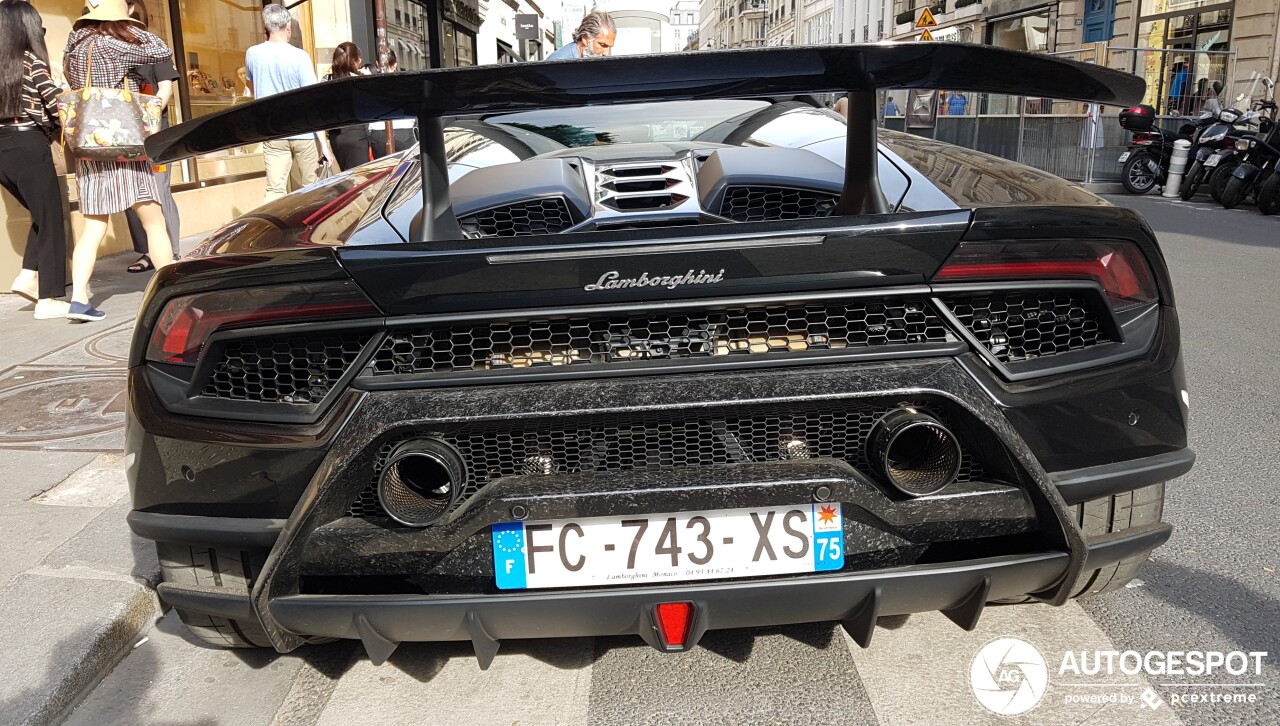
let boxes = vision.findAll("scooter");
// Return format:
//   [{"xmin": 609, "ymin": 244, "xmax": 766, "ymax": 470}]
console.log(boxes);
[
  {"xmin": 1179, "ymin": 107, "xmax": 1250, "ymax": 201},
  {"xmin": 1220, "ymin": 107, "xmax": 1280, "ymax": 211}
]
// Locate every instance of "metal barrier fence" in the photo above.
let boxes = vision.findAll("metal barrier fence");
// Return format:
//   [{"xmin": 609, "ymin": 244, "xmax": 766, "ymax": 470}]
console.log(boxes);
[
  {"xmin": 884, "ymin": 111, "xmax": 1140, "ymax": 184},
  {"xmin": 879, "ymin": 45, "xmax": 1252, "ymax": 184}
]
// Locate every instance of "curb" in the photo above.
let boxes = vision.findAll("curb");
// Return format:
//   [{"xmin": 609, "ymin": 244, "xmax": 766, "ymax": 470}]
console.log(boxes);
[{"xmin": 40, "ymin": 585, "xmax": 165, "ymax": 726}]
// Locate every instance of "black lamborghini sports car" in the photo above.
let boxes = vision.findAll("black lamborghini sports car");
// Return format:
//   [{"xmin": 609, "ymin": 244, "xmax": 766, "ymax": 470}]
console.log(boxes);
[{"xmin": 128, "ymin": 45, "xmax": 1193, "ymax": 665}]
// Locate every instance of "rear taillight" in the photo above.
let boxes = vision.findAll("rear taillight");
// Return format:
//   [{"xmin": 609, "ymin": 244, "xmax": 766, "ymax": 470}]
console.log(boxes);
[
  {"xmin": 934, "ymin": 241, "xmax": 1158, "ymax": 310},
  {"xmin": 146, "ymin": 281, "xmax": 378, "ymax": 366}
]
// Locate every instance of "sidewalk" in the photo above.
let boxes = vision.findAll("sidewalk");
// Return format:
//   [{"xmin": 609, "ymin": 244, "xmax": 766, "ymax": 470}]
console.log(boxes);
[{"xmin": 0, "ymin": 241, "xmax": 202, "ymax": 725}]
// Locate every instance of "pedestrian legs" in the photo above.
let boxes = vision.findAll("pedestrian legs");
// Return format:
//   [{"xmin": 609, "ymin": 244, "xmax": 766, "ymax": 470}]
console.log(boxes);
[
  {"xmin": 262, "ymin": 139, "xmax": 292, "ymax": 202},
  {"xmin": 0, "ymin": 129, "xmax": 67, "ymax": 303}
]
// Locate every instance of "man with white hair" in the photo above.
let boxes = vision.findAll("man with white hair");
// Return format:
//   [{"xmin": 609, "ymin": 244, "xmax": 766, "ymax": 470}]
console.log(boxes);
[
  {"xmin": 546, "ymin": 11, "xmax": 616, "ymax": 59},
  {"xmin": 244, "ymin": 3, "xmax": 336, "ymax": 202}
]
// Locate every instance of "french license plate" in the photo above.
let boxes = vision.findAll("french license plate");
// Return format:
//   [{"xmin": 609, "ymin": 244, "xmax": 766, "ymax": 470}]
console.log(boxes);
[
  {"xmin": 1118, "ymin": 151, "xmax": 1131, "ymax": 163},
  {"xmin": 1205, "ymin": 155, "xmax": 1222, "ymax": 167},
  {"xmin": 492, "ymin": 503, "xmax": 845, "ymax": 590}
]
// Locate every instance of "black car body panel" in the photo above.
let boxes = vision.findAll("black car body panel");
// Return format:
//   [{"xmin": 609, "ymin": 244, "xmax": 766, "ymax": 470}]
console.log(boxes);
[{"xmin": 127, "ymin": 45, "xmax": 1190, "ymax": 663}]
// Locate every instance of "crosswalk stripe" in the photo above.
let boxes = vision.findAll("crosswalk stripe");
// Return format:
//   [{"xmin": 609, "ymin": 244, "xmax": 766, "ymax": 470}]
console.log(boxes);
[
  {"xmin": 585, "ymin": 623, "xmax": 878, "ymax": 726},
  {"xmin": 842, "ymin": 603, "xmax": 1183, "ymax": 725},
  {"xmin": 314, "ymin": 638, "xmax": 595, "ymax": 726}
]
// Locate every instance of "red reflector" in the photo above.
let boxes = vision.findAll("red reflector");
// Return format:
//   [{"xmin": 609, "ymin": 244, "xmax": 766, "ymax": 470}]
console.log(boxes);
[{"xmin": 655, "ymin": 602, "xmax": 694, "ymax": 648}]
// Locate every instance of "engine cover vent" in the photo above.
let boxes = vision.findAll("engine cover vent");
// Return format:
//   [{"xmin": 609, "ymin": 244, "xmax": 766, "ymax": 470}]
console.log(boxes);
[
  {"xmin": 597, "ymin": 162, "xmax": 691, "ymax": 212},
  {"xmin": 457, "ymin": 197, "xmax": 577, "ymax": 238},
  {"xmin": 719, "ymin": 185, "xmax": 838, "ymax": 222}
]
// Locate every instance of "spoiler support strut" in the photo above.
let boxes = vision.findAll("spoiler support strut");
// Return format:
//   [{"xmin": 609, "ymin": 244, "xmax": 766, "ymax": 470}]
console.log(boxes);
[
  {"xmin": 417, "ymin": 115, "xmax": 462, "ymax": 241},
  {"xmin": 836, "ymin": 90, "xmax": 890, "ymax": 216}
]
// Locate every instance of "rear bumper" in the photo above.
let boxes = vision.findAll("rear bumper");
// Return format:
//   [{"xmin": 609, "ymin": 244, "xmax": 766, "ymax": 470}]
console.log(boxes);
[{"xmin": 155, "ymin": 521, "xmax": 1169, "ymax": 661}]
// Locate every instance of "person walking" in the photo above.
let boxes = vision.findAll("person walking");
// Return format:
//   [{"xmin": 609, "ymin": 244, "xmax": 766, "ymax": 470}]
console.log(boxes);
[
  {"xmin": 0, "ymin": 0, "xmax": 69, "ymax": 319},
  {"xmin": 369, "ymin": 49, "xmax": 416, "ymax": 156},
  {"xmin": 63, "ymin": 0, "xmax": 177, "ymax": 321},
  {"xmin": 245, "ymin": 3, "xmax": 336, "ymax": 202},
  {"xmin": 122, "ymin": 0, "xmax": 180, "ymax": 273},
  {"xmin": 546, "ymin": 11, "xmax": 615, "ymax": 60},
  {"xmin": 324, "ymin": 42, "xmax": 372, "ymax": 170}
]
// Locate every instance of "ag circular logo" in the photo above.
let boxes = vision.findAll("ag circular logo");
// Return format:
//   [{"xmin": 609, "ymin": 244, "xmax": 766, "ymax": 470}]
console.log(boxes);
[{"xmin": 970, "ymin": 637, "xmax": 1049, "ymax": 716}]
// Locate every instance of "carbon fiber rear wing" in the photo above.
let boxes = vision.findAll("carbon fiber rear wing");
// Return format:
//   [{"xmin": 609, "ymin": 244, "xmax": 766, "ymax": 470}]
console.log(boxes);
[{"xmin": 145, "ymin": 44, "xmax": 1144, "ymax": 239}]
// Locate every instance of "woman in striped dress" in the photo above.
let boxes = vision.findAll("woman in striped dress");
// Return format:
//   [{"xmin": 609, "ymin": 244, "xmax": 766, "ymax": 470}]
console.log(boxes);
[{"xmin": 62, "ymin": 0, "xmax": 175, "ymax": 321}]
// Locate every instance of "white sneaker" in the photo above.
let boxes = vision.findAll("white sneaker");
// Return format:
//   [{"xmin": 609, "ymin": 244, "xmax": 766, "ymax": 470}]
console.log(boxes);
[{"xmin": 34, "ymin": 299, "xmax": 71, "ymax": 320}]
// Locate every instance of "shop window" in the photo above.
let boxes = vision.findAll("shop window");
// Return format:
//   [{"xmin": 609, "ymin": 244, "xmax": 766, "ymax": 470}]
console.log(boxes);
[
  {"xmin": 1136, "ymin": 9, "xmax": 1233, "ymax": 116},
  {"xmin": 987, "ymin": 12, "xmax": 1051, "ymax": 53}
]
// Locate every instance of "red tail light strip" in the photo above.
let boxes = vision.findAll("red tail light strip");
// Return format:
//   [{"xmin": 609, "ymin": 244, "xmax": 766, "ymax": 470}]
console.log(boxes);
[
  {"xmin": 147, "ymin": 281, "xmax": 379, "ymax": 366},
  {"xmin": 934, "ymin": 241, "xmax": 1158, "ymax": 308}
]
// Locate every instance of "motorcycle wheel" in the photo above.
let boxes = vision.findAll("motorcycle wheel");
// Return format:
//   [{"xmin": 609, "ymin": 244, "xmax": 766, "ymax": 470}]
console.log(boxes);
[
  {"xmin": 1220, "ymin": 176, "xmax": 1248, "ymax": 210},
  {"xmin": 1179, "ymin": 161, "xmax": 1204, "ymax": 200},
  {"xmin": 1121, "ymin": 153, "xmax": 1159, "ymax": 195},
  {"xmin": 1208, "ymin": 161, "xmax": 1238, "ymax": 203},
  {"xmin": 1257, "ymin": 173, "xmax": 1280, "ymax": 216}
]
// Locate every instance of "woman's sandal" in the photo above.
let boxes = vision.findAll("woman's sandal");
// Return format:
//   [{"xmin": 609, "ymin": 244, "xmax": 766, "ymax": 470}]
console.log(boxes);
[{"xmin": 127, "ymin": 255, "xmax": 154, "ymax": 273}]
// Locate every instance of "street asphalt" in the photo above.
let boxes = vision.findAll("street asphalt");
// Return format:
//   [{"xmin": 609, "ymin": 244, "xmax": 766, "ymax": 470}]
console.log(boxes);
[{"xmin": 3, "ymin": 193, "xmax": 1276, "ymax": 726}]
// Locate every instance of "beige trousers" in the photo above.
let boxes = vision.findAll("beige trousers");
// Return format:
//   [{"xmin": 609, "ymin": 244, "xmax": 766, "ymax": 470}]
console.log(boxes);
[{"xmin": 262, "ymin": 138, "xmax": 320, "ymax": 202}]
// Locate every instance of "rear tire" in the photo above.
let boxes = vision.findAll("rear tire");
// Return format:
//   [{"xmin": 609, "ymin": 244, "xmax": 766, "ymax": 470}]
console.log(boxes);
[
  {"xmin": 1121, "ymin": 153, "xmax": 1158, "ymax": 195},
  {"xmin": 1256, "ymin": 173, "xmax": 1280, "ymax": 215},
  {"xmin": 1220, "ymin": 175, "xmax": 1248, "ymax": 209},
  {"xmin": 1071, "ymin": 483, "xmax": 1166, "ymax": 598},
  {"xmin": 1178, "ymin": 161, "xmax": 1203, "ymax": 200},
  {"xmin": 1208, "ymin": 161, "xmax": 1238, "ymax": 202},
  {"xmin": 994, "ymin": 483, "xmax": 1165, "ymax": 604},
  {"xmin": 156, "ymin": 543, "xmax": 272, "ymax": 648}
]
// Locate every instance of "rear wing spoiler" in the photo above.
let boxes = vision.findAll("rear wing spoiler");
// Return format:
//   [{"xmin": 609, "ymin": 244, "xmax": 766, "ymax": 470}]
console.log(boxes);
[{"xmin": 147, "ymin": 44, "xmax": 1143, "ymax": 239}]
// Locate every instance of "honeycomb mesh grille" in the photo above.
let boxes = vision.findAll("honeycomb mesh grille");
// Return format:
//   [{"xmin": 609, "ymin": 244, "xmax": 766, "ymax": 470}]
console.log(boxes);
[
  {"xmin": 367, "ymin": 299, "xmax": 953, "ymax": 377},
  {"xmin": 944, "ymin": 292, "xmax": 1111, "ymax": 363},
  {"xmin": 202, "ymin": 332, "xmax": 373, "ymax": 404},
  {"xmin": 457, "ymin": 197, "xmax": 576, "ymax": 238},
  {"xmin": 346, "ymin": 400, "xmax": 986, "ymax": 519},
  {"xmin": 719, "ymin": 186, "xmax": 838, "ymax": 222}
]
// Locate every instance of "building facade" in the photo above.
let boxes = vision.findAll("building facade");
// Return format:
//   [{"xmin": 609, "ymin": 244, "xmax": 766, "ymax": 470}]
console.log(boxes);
[
  {"xmin": 836, "ymin": 0, "xmax": 890, "ymax": 43},
  {"xmin": 801, "ymin": 0, "xmax": 836, "ymax": 44},
  {"xmin": 669, "ymin": 1, "xmax": 702, "ymax": 52},
  {"xmin": 878, "ymin": 1, "xmax": 1279, "ymax": 114},
  {"xmin": 767, "ymin": 0, "xmax": 798, "ymax": 45}
]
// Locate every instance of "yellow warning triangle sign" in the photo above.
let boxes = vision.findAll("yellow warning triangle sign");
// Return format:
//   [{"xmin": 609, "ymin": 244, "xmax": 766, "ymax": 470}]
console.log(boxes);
[
  {"xmin": 916, "ymin": 7, "xmax": 938, "ymax": 28},
  {"xmin": 918, "ymin": 28, "xmax": 935, "ymax": 41}
]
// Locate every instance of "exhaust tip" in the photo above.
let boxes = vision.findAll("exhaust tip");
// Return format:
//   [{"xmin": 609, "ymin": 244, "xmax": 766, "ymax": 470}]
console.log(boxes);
[
  {"xmin": 871, "ymin": 408, "xmax": 961, "ymax": 497},
  {"xmin": 377, "ymin": 439, "xmax": 466, "ymax": 526}
]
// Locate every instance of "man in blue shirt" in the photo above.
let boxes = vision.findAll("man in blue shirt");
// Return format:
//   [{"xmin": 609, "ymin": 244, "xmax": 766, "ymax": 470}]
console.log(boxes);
[
  {"xmin": 546, "ymin": 11, "xmax": 616, "ymax": 60},
  {"xmin": 245, "ymin": 4, "xmax": 336, "ymax": 202}
]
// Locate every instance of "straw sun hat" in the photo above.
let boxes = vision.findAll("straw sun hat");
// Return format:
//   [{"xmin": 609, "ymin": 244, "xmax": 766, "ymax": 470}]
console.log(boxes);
[{"xmin": 74, "ymin": 0, "xmax": 144, "ymax": 28}]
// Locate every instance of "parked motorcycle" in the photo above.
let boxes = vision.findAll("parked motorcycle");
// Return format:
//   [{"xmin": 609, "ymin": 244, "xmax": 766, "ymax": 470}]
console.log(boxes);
[
  {"xmin": 1220, "ymin": 108, "xmax": 1280, "ymax": 211},
  {"xmin": 1179, "ymin": 107, "xmax": 1250, "ymax": 201},
  {"xmin": 1117, "ymin": 105, "xmax": 1212, "ymax": 195}
]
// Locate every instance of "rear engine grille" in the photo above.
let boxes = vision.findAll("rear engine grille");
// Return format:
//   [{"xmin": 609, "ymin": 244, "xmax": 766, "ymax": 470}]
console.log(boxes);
[
  {"xmin": 203, "ymin": 332, "xmax": 373, "ymax": 404},
  {"xmin": 598, "ymin": 163, "xmax": 688, "ymax": 212},
  {"xmin": 347, "ymin": 400, "xmax": 986, "ymax": 519},
  {"xmin": 943, "ymin": 292, "xmax": 1110, "ymax": 363},
  {"xmin": 719, "ymin": 186, "xmax": 838, "ymax": 222},
  {"xmin": 367, "ymin": 298, "xmax": 953, "ymax": 377},
  {"xmin": 457, "ymin": 197, "xmax": 576, "ymax": 238}
]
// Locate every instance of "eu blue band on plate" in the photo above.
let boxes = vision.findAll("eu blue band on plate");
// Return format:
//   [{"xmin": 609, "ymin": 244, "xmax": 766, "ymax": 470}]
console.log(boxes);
[{"xmin": 492, "ymin": 521, "xmax": 528, "ymax": 590}]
